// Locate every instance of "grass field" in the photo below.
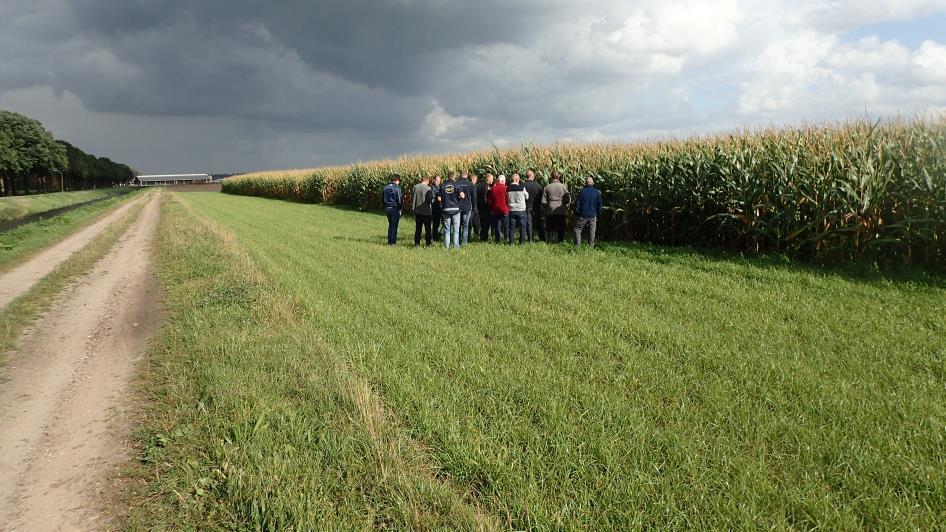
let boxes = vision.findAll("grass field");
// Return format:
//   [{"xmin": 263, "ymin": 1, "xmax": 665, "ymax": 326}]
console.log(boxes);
[
  {"xmin": 0, "ymin": 190, "xmax": 139, "ymax": 272},
  {"xmin": 0, "ymin": 188, "xmax": 122, "ymax": 222},
  {"xmin": 134, "ymin": 192, "xmax": 945, "ymax": 529}
]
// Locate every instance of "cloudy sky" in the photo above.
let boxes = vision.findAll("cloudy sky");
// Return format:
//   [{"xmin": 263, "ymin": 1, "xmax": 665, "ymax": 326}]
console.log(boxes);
[{"xmin": 2, "ymin": 0, "xmax": 945, "ymax": 174}]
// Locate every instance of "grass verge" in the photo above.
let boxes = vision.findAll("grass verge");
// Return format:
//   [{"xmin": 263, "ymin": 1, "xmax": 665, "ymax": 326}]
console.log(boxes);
[
  {"xmin": 0, "ymin": 189, "xmax": 140, "ymax": 271},
  {"xmin": 126, "ymin": 193, "xmax": 496, "ymax": 529},
  {"xmin": 131, "ymin": 192, "xmax": 945, "ymax": 529},
  {"xmin": 0, "ymin": 188, "xmax": 125, "ymax": 222},
  {"xmin": 0, "ymin": 192, "xmax": 147, "ymax": 369}
]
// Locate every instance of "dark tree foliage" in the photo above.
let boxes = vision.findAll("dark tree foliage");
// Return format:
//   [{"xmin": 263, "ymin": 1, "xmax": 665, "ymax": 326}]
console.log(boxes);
[{"xmin": 0, "ymin": 110, "xmax": 134, "ymax": 195}]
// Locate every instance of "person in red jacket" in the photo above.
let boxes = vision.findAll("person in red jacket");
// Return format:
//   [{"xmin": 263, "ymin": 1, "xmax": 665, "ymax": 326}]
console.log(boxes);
[{"xmin": 487, "ymin": 174, "xmax": 510, "ymax": 243}]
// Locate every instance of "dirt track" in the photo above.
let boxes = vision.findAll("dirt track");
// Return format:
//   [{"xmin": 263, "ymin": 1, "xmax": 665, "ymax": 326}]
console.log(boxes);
[
  {"xmin": 0, "ymin": 192, "xmax": 161, "ymax": 530},
  {"xmin": 0, "ymin": 194, "xmax": 145, "ymax": 309}
]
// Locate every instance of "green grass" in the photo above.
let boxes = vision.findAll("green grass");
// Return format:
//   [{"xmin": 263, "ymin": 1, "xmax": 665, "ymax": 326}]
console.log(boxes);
[
  {"xmin": 134, "ymin": 192, "xmax": 946, "ymax": 530},
  {"xmin": 0, "ymin": 188, "xmax": 123, "ymax": 222},
  {"xmin": 0, "ymin": 189, "xmax": 139, "ymax": 271}
]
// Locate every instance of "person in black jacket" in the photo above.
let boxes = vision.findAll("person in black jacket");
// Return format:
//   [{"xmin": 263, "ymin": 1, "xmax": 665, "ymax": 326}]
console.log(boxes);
[
  {"xmin": 476, "ymin": 173, "xmax": 493, "ymax": 241},
  {"xmin": 381, "ymin": 174, "xmax": 403, "ymax": 245},
  {"xmin": 428, "ymin": 175, "xmax": 442, "ymax": 241},
  {"xmin": 469, "ymin": 173, "xmax": 481, "ymax": 240},
  {"xmin": 524, "ymin": 169, "xmax": 545, "ymax": 242}
]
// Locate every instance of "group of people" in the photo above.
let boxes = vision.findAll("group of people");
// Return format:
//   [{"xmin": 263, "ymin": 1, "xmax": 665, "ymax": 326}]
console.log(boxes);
[{"xmin": 381, "ymin": 169, "xmax": 603, "ymax": 249}]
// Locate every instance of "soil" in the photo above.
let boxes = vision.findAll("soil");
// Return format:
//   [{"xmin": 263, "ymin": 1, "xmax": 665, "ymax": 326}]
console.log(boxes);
[{"xmin": 0, "ymin": 192, "xmax": 161, "ymax": 531}]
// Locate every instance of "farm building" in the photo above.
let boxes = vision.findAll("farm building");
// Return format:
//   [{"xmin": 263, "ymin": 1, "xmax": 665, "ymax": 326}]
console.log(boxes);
[{"xmin": 134, "ymin": 174, "xmax": 212, "ymax": 186}]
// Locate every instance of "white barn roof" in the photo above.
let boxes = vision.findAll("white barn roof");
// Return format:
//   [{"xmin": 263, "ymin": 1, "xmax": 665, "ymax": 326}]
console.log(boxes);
[{"xmin": 137, "ymin": 174, "xmax": 211, "ymax": 182}]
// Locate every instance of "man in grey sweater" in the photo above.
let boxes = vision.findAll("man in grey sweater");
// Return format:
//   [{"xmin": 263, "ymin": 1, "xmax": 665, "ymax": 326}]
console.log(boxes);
[
  {"xmin": 412, "ymin": 175, "xmax": 433, "ymax": 246},
  {"xmin": 542, "ymin": 170, "xmax": 569, "ymax": 243},
  {"xmin": 506, "ymin": 173, "xmax": 530, "ymax": 245}
]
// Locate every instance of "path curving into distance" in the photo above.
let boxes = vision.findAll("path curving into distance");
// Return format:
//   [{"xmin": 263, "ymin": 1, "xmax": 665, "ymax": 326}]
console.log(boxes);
[
  {"xmin": 0, "ymin": 193, "xmax": 146, "ymax": 309},
  {"xmin": 0, "ymin": 192, "xmax": 161, "ymax": 530}
]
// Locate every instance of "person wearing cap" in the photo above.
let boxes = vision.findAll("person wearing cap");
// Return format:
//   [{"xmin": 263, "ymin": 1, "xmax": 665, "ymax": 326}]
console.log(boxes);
[
  {"xmin": 438, "ymin": 171, "xmax": 462, "ymax": 250},
  {"xmin": 476, "ymin": 173, "xmax": 493, "ymax": 241},
  {"xmin": 428, "ymin": 175, "xmax": 443, "ymax": 241},
  {"xmin": 487, "ymin": 174, "xmax": 510, "ymax": 243},
  {"xmin": 412, "ymin": 175, "xmax": 433, "ymax": 246},
  {"xmin": 456, "ymin": 170, "xmax": 476, "ymax": 246},
  {"xmin": 506, "ymin": 173, "xmax": 529, "ymax": 245},
  {"xmin": 573, "ymin": 175, "xmax": 603, "ymax": 247},
  {"xmin": 382, "ymin": 174, "xmax": 403, "ymax": 245},
  {"xmin": 543, "ymin": 170, "xmax": 569, "ymax": 243},
  {"xmin": 524, "ymin": 169, "xmax": 545, "ymax": 242}
]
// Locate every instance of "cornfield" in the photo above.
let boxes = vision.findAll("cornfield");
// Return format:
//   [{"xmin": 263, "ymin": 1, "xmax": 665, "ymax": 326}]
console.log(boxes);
[{"xmin": 224, "ymin": 118, "xmax": 946, "ymax": 267}]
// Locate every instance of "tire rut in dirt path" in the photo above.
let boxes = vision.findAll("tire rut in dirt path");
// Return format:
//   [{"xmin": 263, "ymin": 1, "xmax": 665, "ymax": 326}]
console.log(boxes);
[
  {"xmin": 0, "ymin": 193, "xmax": 146, "ymax": 310},
  {"xmin": 0, "ymin": 192, "xmax": 162, "ymax": 531}
]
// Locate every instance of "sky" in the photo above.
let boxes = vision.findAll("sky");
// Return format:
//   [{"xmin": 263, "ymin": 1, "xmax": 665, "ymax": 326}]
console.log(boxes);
[{"xmin": 1, "ymin": 0, "xmax": 945, "ymax": 174}]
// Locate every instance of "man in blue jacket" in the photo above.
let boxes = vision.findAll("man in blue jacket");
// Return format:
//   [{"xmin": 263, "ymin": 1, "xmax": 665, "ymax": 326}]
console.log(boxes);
[
  {"xmin": 573, "ymin": 176, "xmax": 602, "ymax": 247},
  {"xmin": 456, "ymin": 170, "xmax": 477, "ymax": 246},
  {"xmin": 382, "ymin": 174, "xmax": 403, "ymax": 245}
]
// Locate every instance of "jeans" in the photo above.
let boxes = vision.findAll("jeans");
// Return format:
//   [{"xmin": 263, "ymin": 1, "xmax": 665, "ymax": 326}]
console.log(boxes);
[
  {"xmin": 414, "ymin": 214, "xmax": 432, "ymax": 246},
  {"xmin": 442, "ymin": 211, "xmax": 461, "ymax": 249},
  {"xmin": 528, "ymin": 209, "xmax": 545, "ymax": 242},
  {"xmin": 459, "ymin": 209, "xmax": 473, "ymax": 246},
  {"xmin": 547, "ymin": 214, "xmax": 566, "ymax": 243},
  {"xmin": 479, "ymin": 211, "xmax": 492, "ymax": 241},
  {"xmin": 574, "ymin": 217, "xmax": 597, "ymax": 247},
  {"xmin": 491, "ymin": 213, "xmax": 510, "ymax": 243},
  {"xmin": 384, "ymin": 208, "xmax": 400, "ymax": 245},
  {"xmin": 509, "ymin": 211, "xmax": 528, "ymax": 245}
]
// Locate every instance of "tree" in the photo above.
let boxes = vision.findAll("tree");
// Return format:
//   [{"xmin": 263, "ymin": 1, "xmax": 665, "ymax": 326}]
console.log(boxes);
[{"xmin": 0, "ymin": 110, "xmax": 67, "ymax": 195}]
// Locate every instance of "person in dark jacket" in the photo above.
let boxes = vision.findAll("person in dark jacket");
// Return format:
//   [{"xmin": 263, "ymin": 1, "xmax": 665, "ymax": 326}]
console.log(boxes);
[
  {"xmin": 487, "ymin": 175, "xmax": 510, "ymax": 243},
  {"xmin": 438, "ymin": 171, "xmax": 462, "ymax": 250},
  {"xmin": 428, "ymin": 175, "xmax": 442, "ymax": 241},
  {"xmin": 412, "ymin": 175, "xmax": 432, "ymax": 246},
  {"xmin": 382, "ymin": 174, "xmax": 403, "ymax": 245},
  {"xmin": 476, "ymin": 173, "xmax": 493, "ymax": 241},
  {"xmin": 524, "ymin": 169, "xmax": 545, "ymax": 242},
  {"xmin": 456, "ymin": 170, "xmax": 476, "ymax": 246},
  {"xmin": 573, "ymin": 176, "xmax": 603, "ymax": 247},
  {"xmin": 469, "ymin": 173, "xmax": 481, "ymax": 240}
]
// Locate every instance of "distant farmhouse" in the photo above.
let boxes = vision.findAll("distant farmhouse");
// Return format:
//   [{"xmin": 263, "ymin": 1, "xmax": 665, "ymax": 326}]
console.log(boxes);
[{"xmin": 133, "ymin": 174, "xmax": 212, "ymax": 186}]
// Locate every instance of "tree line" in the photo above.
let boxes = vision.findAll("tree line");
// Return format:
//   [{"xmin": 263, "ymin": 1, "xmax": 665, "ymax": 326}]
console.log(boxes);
[{"xmin": 0, "ymin": 110, "xmax": 135, "ymax": 196}]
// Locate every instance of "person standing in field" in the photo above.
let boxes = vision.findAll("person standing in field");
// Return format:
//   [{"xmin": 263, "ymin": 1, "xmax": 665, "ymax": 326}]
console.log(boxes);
[
  {"xmin": 477, "ymin": 173, "xmax": 493, "ymax": 241},
  {"xmin": 412, "ymin": 175, "xmax": 433, "ymax": 246},
  {"xmin": 543, "ymin": 170, "xmax": 569, "ymax": 243},
  {"xmin": 469, "ymin": 173, "xmax": 481, "ymax": 240},
  {"xmin": 456, "ymin": 170, "xmax": 476, "ymax": 246},
  {"xmin": 488, "ymin": 174, "xmax": 510, "ymax": 243},
  {"xmin": 429, "ymin": 175, "xmax": 443, "ymax": 241},
  {"xmin": 574, "ymin": 176, "xmax": 603, "ymax": 248},
  {"xmin": 524, "ymin": 169, "xmax": 545, "ymax": 242},
  {"xmin": 382, "ymin": 174, "xmax": 403, "ymax": 246},
  {"xmin": 438, "ymin": 171, "xmax": 462, "ymax": 250},
  {"xmin": 506, "ymin": 173, "xmax": 529, "ymax": 245}
]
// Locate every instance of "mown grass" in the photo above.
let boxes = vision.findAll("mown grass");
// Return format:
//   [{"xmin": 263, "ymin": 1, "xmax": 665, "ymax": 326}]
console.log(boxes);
[
  {"xmin": 0, "ymin": 188, "xmax": 122, "ymax": 222},
  {"xmin": 0, "ymin": 189, "xmax": 139, "ymax": 271},
  {"xmin": 136, "ymin": 192, "xmax": 945, "ymax": 529}
]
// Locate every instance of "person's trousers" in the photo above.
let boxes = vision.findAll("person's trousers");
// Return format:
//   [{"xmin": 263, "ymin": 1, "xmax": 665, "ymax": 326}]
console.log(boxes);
[
  {"xmin": 547, "ymin": 214, "xmax": 566, "ymax": 243},
  {"xmin": 479, "ymin": 211, "xmax": 492, "ymax": 241},
  {"xmin": 574, "ymin": 216, "xmax": 597, "ymax": 247},
  {"xmin": 442, "ymin": 211, "xmax": 461, "ymax": 249},
  {"xmin": 509, "ymin": 211, "xmax": 528, "ymax": 245},
  {"xmin": 459, "ymin": 209, "xmax": 473, "ymax": 246},
  {"xmin": 414, "ymin": 214, "xmax": 432, "ymax": 246},
  {"xmin": 528, "ymin": 209, "xmax": 545, "ymax": 242},
  {"xmin": 384, "ymin": 208, "xmax": 400, "ymax": 245},
  {"xmin": 470, "ymin": 210, "xmax": 480, "ymax": 240},
  {"xmin": 432, "ymin": 210, "xmax": 442, "ymax": 241},
  {"xmin": 491, "ymin": 213, "xmax": 510, "ymax": 243}
]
